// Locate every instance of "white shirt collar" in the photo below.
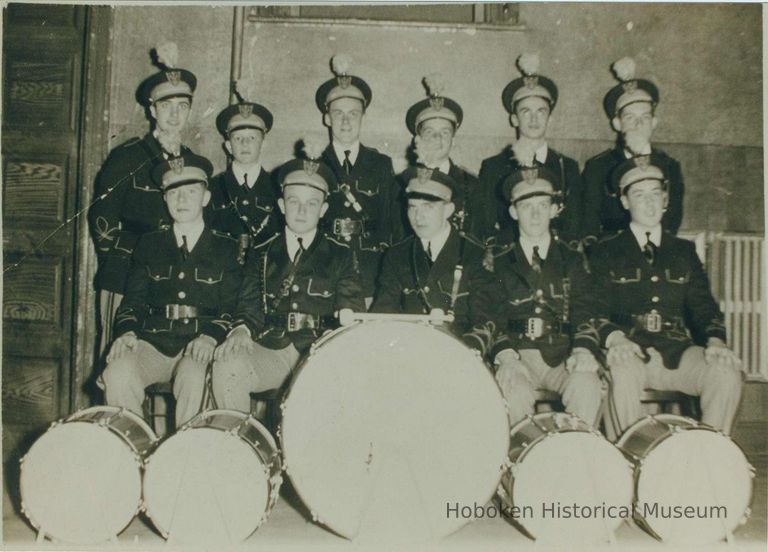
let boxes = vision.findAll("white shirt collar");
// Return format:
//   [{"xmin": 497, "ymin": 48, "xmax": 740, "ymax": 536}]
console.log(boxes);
[
  {"xmin": 285, "ymin": 227, "xmax": 318, "ymax": 260},
  {"xmin": 629, "ymin": 222, "xmax": 662, "ymax": 248},
  {"xmin": 173, "ymin": 220, "xmax": 205, "ymax": 252},
  {"xmin": 624, "ymin": 144, "xmax": 652, "ymax": 158},
  {"xmin": 436, "ymin": 158, "xmax": 451, "ymax": 174},
  {"xmin": 420, "ymin": 223, "xmax": 452, "ymax": 262},
  {"xmin": 519, "ymin": 233, "xmax": 552, "ymax": 264},
  {"xmin": 333, "ymin": 141, "xmax": 360, "ymax": 166},
  {"xmin": 534, "ymin": 143, "xmax": 549, "ymax": 164},
  {"xmin": 231, "ymin": 162, "xmax": 262, "ymax": 188}
]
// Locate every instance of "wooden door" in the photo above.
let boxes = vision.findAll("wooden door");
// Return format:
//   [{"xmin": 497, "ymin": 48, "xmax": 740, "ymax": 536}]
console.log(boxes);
[{"xmin": 2, "ymin": 3, "xmax": 88, "ymax": 510}]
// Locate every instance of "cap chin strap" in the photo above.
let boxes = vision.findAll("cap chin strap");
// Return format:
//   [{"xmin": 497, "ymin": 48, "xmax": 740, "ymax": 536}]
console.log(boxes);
[{"xmin": 511, "ymin": 189, "xmax": 558, "ymax": 205}]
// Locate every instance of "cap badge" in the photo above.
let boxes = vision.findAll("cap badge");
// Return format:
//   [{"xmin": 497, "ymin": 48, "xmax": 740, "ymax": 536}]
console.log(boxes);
[
  {"xmin": 238, "ymin": 104, "xmax": 254, "ymax": 117},
  {"xmin": 165, "ymin": 70, "xmax": 181, "ymax": 86},
  {"xmin": 622, "ymin": 80, "xmax": 637, "ymax": 93},
  {"xmin": 416, "ymin": 166, "xmax": 433, "ymax": 184},
  {"xmin": 523, "ymin": 75, "xmax": 539, "ymax": 89},
  {"xmin": 634, "ymin": 155, "xmax": 651, "ymax": 170},
  {"xmin": 521, "ymin": 167, "xmax": 538, "ymax": 185},
  {"xmin": 303, "ymin": 159, "xmax": 320, "ymax": 175},
  {"xmin": 169, "ymin": 156, "xmax": 185, "ymax": 174},
  {"xmin": 429, "ymin": 96, "xmax": 444, "ymax": 110},
  {"xmin": 337, "ymin": 75, "xmax": 352, "ymax": 89}
]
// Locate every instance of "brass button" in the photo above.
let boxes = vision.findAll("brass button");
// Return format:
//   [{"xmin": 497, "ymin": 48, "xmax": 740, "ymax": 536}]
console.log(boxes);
[
  {"xmin": 534, "ymin": 307, "xmax": 542, "ymax": 314},
  {"xmin": 536, "ymin": 289, "xmax": 544, "ymax": 296},
  {"xmin": 651, "ymin": 275, "xmax": 659, "ymax": 282},
  {"xmin": 178, "ymin": 291, "xmax": 186, "ymax": 299},
  {"xmin": 242, "ymin": 200, "xmax": 250, "ymax": 206},
  {"xmin": 178, "ymin": 272, "xmax": 185, "ymax": 280},
  {"xmin": 291, "ymin": 302, "xmax": 298, "ymax": 310},
  {"xmin": 292, "ymin": 284, "xmax": 300, "ymax": 292},
  {"xmin": 423, "ymin": 286, "xmax": 430, "ymax": 293},
  {"xmin": 651, "ymin": 296, "xmax": 659, "ymax": 303}
]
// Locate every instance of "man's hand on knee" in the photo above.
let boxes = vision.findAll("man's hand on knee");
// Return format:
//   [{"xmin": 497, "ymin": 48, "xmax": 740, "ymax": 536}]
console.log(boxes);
[
  {"xmin": 566, "ymin": 347, "xmax": 599, "ymax": 373},
  {"xmin": 106, "ymin": 332, "xmax": 138, "ymax": 363},
  {"xmin": 494, "ymin": 349, "xmax": 526, "ymax": 392},
  {"xmin": 185, "ymin": 335, "xmax": 217, "ymax": 365},
  {"xmin": 214, "ymin": 326, "xmax": 254, "ymax": 362},
  {"xmin": 705, "ymin": 337, "xmax": 742, "ymax": 371},
  {"xmin": 606, "ymin": 331, "xmax": 644, "ymax": 366}
]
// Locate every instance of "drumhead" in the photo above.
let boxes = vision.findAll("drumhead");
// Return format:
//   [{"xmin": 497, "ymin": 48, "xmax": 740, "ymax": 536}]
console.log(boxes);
[
  {"xmin": 280, "ymin": 321, "xmax": 509, "ymax": 542},
  {"xmin": 509, "ymin": 430, "xmax": 634, "ymax": 543},
  {"xmin": 20, "ymin": 421, "xmax": 142, "ymax": 544},
  {"xmin": 143, "ymin": 420, "xmax": 275, "ymax": 545},
  {"xmin": 634, "ymin": 428, "xmax": 753, "ymax": 544}
]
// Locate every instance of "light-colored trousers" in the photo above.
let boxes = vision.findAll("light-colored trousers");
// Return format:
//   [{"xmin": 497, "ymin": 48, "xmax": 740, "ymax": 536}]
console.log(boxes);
[
  {"xmin": 212, "ymin": 342, "xmax": 300, "ymax": 413},
  {"xmin": 497, "ymin": 349, "xmax": 603, "ymax": 427},
  {"xmin": 607, "ymin": 345, "xmax": 743, "ymax": 435},
  {"xmin": 101, "ymin": 340, "xmax": 207, "ymax": 427}
]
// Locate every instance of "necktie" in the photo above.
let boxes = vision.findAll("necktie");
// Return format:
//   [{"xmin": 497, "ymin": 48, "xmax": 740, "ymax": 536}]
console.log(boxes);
[
  {"xmin": 426, "ymin": 242, "xmax": 434, "ymax": 266},
  {"xmin": 243, "ymin": 173, "xmax": 249, "ymax": 188},
  {"xmin": 643, "ymin": 231, "xmax": 657, "ymax": 265},
  {"xmin": 343, "ymin": 150, "xmax": 352, "ymax": 176},
  {"xmin": 181, "ymin": 235, "xmax": 190, "ymax": 261},
  {"xmin": 531, "ymin": 245, "xmax": 543, "ymax": 273},
  {"xmin": 293, "ymin": 237, "xmax": 305, "ymax": 265}
]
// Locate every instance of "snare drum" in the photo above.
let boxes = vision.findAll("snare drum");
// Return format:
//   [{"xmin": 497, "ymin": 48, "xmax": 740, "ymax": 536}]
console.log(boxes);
[
  {"xmin": 618, "ymin": 414, "xmax": 754, "ymax": 544},
  {"xmin": 280, "ymin": 321, "xmax": 509, "ymax": 542},
  {"xmin": 142, "ymin": 409, "xmax": 282, "ymax": 545},
  {"xmin": 499, "ymin": 412, "xmax": 634, "ymax": 544},
  {"xmin": 19, "ymin": 406, "xmax": 157, "ymax": 544}
]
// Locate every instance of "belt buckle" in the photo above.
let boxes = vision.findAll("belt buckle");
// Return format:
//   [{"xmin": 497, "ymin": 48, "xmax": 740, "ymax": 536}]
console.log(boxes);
[
  {"xmin": 645, "ymin": 312, "xmax": 662, "ymax": 333},
  {"xmin": 287, "ymin": 312, "xmax": 299, "ymax": 332},
  {"xmin": 165, "ymin": 304, "xmax": 179, "ymax": 320},
  {"xmin": 525, "ymin": 317, "xmax": 544, "ymax": 339},
  {"xmin": 333, "ymin": 219, "xmax": 343, "ymax": 236}
]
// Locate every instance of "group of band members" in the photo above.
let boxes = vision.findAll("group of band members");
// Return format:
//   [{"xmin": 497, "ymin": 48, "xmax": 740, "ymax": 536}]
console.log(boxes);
[{"xmin": 90, "ymin": 48, "xmax": 742, "ymax": 437}]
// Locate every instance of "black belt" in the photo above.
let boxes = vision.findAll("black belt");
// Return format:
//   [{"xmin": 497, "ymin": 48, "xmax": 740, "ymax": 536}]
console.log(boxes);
[
  {"xmin": 611, "ymin": 312, "xmax": 685, "ymax": 334},
  {"xmin": 508, "ymin": 318, "xmax": 570, "ymax": 339},
  {"xmin": 332, "ymin": 218, "xmax": 376, "ymax": 238},
  {"xmin": 148, "ymin": 304, "xmax": 217, "ymax": 320},
  {"xmin": 265, "ymin": 312, "xmax": 336, "ymax": 332}
]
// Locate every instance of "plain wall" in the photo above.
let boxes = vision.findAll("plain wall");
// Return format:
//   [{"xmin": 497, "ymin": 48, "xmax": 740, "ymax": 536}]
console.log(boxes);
[{"xmin": 107, "ymin": 3, "xmax": 763, "ymax": 233}]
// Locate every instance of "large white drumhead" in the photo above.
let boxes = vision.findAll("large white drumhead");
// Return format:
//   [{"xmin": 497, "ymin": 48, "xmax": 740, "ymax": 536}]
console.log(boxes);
[
  {"xmin": 635, "ymin": 429, "xmax": 752, "ymax": 544},
  {"xmin": 143, "ymin": 427, "xmax": 271, "ymax": 545},
  {"xmin": 20, "ymin": 422, "xmax": 141, "ymax": 544},
  {"xmin": 280, "ymin": 321, "xmax": 509, "ymax": 542},
  {"xmin": 511, "ymin": 431, "xmax": 633, "ymax": 543}
]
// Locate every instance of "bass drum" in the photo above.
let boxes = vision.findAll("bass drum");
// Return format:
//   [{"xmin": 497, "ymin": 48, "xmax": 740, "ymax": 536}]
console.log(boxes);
[
  {"xmin": 499, "ymin": 412, "xmax": 634, "ymax": 544},
  {"xmin": 280, "ymin": 321, "xmax": 509, "ymax": 543},
  {"xmin": 19, "ymin": 406, "xmax": 157, "ymax": 544},
  {"xmin": 142, "ymin": 409, "xmax": 282, "ymax": 545},
  {"xmin": 618, "ymin": 414, "xmax": 754, "ymax": 544}
]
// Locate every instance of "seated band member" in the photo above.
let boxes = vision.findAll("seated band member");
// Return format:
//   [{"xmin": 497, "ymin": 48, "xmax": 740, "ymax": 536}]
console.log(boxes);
[
  {"xmin": 315, "ymin": 54, "xmax": 402, "ymax": 304},
  {"xmin": 589, "ymin": 154, "xmax": 742, "ymax": 435},
  {"xmin": 403, "ymin": 73, "xmax": 487, "ymax": 241},
  {"xmin": 101, "ymin": 153, "xmax": 241, "ymax": 427},
  {"xmin": 206, "ymin": 97, "xmax": 280, "ymax": 264},
  {"xmin": 490, "ymin": 145, "xmax": 603, "ymax": 426},
  {"xmin": 213, "ymin": 141, "xmax": 366, "ymax": 412},
  {"xmin": 581, "ymin": 57, "xmax": 684, "ymax": 243},
  {"xmin": 372, "ymin": 164, "xmax": 498, "ymax": 357}
]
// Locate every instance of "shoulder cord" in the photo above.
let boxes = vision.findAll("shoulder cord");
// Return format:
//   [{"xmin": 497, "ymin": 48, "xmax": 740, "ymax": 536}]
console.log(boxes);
[{"xmin": 410, "ymin": 240, "xmax": 433, "ymax": 313}]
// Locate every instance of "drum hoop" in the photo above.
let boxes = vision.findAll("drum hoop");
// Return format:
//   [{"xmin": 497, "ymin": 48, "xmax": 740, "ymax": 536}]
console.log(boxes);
[{"xmin": 65, "ymin": 406, "xmax": 157, "ymax": 455}]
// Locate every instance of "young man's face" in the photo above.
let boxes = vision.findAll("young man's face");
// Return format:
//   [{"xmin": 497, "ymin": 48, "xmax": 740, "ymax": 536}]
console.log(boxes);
[
  {"xmin": 620, "ymin": 179, "xmax": 667, "ymax": 229},
  {"xmin": 613, "ymin": 102, "xmax": 657, "ymax": 151},
  {"xmin": 150, "ymin": 97, "xmax": 192, "ymax": 134},
  {"xmin": 511, "ymin": 96, "xmax": 551, "ymax": 141},
  {"xmin": 407, "ymin": 198, "xmax": 454, "ymax": 241},
  {"xmin": 164, "ymin": 183, "xmax": 210, "ymax": 224},
  {"xmin": 225, "ymin": 128, "xmax": 265, "ymax": 166},
  {"xmin": 278, "ymin": 185, "xmax": 329, "ymax": 235},
  {"xmin": 509, "ymin": 183, "xmax": 558, "ymax": 240},
  {"xmin": 417, "ymin": 118, "xmax": 455, "ymax": 166},
  {"xmin": 324, "ymin": 97, "xmax": 364, "ymax": 146}
]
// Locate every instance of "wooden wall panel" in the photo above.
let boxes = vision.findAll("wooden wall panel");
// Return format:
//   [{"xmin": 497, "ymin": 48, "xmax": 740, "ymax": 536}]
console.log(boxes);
[
  {"xmin": 2, "ymin": 257, "xmax": 62, "ymax": 325},
  {"xmin": 6, "ymin": 4, "xmax": 78, "ymax": 28},
  {"xmin": 2, "ymin": 158, "xmax": 67, "ymax": 224},
  {"xmin": 2, "ymin": 357, "xmax": 58, "ymax": 425},
  {"xmin": 4, "ymin": 59, "xmax": 73, "ymax": 129}
]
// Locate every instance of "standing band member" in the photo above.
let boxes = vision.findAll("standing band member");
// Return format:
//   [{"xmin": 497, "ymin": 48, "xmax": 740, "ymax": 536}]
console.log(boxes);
[
  {"xmin": 101, "ymin": 153, "xmax": 241, "ymax": 427},
  {"xmin": 373, "ymin": 164, "xmax": 498, "ymax": 357},
  {"xmin": 316, "ymin": 54, "xmax": 401, "ymax": 305},
  {"xmin": 479, "ymin": 53, "xmax": 582, "ymax": 244},
  {"xmin": 581, "ymin": 57, "xmax": 684, "ymax": 243},
  {"xmin": 490, "ymin": 149, "xmax": 603, "ymax": 426},
  {"xmin": 89, "ymin": 43, "xmax": 197, "ymax": 354},
  {"xmin": 589, "ymin": 154, "xmax": 742, "ymax": 435},
  {"xmin": 207, "ymin": 96, "xmax": 280, "ymax": 264},
  {"xmin": 213, "ymin": 141, "xmax": 365, "ymax": 412},
  {"xmin": 404, "ymin": 73, "xmax": 487, "ymax": 241}
]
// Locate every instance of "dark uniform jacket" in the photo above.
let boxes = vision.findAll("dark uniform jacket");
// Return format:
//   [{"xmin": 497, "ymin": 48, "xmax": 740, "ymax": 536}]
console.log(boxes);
[
  {"xmin": 477, "ymin": 146, "xmax": 583, "ymax": 243},
  {"xmin": 372, "ymin": 228, "xmax": 499, "ymax": 356},
  {"xmin": 233, "ymin": 231, "xmax": 366, "ymax": 353},
  {"xmin": 580, "ymin": 146, "xmax": 684, "ymax": 242},
  {"xmin": 488, "ymin": 229, "xmax": 600, "ymax": 367},
  {"xmin": 320, "ymin": 144, "xmax": 402, "ymax": 296},
  {"xmin": 90, "ymin": 133, "xmax": 190, "ymax": 293},
  {"xmin": 588, "ymin": 229, "xmax": 726, "ymax": 369},
  {"xmin": 204, "ymin": 166, "xmax": 280, "ymax": 260},
  {"xmin": 113, "ymin": 227, "xmax": 242, "ymax": 357}
]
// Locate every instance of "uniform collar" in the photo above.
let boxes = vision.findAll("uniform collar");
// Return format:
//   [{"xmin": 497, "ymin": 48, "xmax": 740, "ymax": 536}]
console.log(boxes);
[
  {"xmin": 623, "ymin": 144, "xmax": 652, "ymax": 158},
  {"xmin": 333, "ymin": 141, "xmax": 360, "ymax": 166},
  {"xmin": 285, "ymin": 227, "xmax": 318, "ymax": 260},
  {"xmin": 629, "ymin": 222, "xmax": 662, "ymax": 248},
  {"xmin": 231, "ymin": 161, "xmax": 262, "ymax": 188},
  {"xmin": 173, "ymin": 220, "xmax": 205, "ymax": 252},
  {"xmin": 518, "ymin": 233, "xmax": 552, "ymax": 264},
  {"xmin": 534, "ymin": 143, "xmax": 549, "ymax": 164},
  {"xmin": 419, "ymin": 222, "xmax": 452, "ymax": 262}
]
